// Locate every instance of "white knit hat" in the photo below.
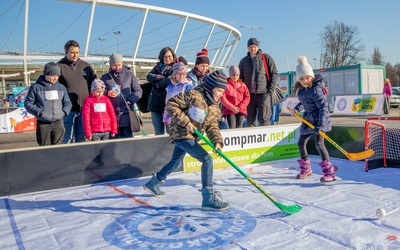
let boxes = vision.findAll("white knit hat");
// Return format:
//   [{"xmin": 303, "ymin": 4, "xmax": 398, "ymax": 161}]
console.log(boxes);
[{"xmin": 296, "ymin": 56, "xmax": 314, "ymax": 81}]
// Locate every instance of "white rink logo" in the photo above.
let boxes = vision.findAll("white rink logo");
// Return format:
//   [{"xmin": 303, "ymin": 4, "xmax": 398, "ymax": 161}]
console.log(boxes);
[
  {"xmin": 336, "ymin": 98, "xmax": 347, "ymax": 111},
  {"xmin": 103, "ymin": 205, "xmax": 256, "ymax": 249},
  {"xmin": 352, "ymin": 232, "xmax": 399, "ymax": 250}
]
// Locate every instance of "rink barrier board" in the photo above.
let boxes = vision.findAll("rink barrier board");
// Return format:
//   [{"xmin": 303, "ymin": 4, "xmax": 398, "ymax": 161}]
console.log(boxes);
[
  {"xmin": 0, "ymin": 125, "xmax": 366, "ymax": 196},
  {"xmin": 0, "ymin": 136, "xmax": 175, "ymax": 196}
]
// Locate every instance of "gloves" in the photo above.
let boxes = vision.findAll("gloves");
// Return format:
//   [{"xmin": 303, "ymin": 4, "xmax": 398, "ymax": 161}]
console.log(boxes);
[
  {"xmin": 314, "ymin": 126, "xmax": 321, "ymax": 134},
  {"xmin": 289, "ymin": 109, "xmax": 297, "ymax": 116}
]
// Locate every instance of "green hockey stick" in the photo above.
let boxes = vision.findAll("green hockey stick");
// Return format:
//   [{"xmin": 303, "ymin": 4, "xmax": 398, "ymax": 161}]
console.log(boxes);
[
  {"xmin": 289, "ymin": 109, "xmax": 374, "ymax": 161},
  {"xmin": 194, "ymin": 129, "xmax": 302, "ymax": 215}
]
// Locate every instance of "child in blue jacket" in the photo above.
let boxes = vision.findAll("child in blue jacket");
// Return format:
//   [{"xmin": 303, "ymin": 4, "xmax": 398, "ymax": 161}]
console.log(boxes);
[
  {"xmin": 25, "ymin": 62, "xmax": 72, "ymax": 146},
  {"xmin": 289, "ymin": 56, "xmax": 337, "ymax": 182},
  {"xmin": 163, "ymin": 62, "xmax": 193, "ymax": 131}
]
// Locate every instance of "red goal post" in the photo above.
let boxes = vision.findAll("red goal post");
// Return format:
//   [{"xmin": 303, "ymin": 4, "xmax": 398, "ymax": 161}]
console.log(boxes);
[{"xmin": 365, "ymin": 117, "xmax": 400, "ymax": 171}]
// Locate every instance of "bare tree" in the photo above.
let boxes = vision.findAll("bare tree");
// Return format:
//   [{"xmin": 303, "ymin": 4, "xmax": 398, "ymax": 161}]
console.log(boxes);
[
  {"xmin": 369, "ymin": 47, "xmax": 384, "ymax": 65},
  {"xmin": 386, "ymin": 63, "xmax": 400, "ymax": 87},
  {"xmin": 320, "ymin": 21, "xmax": 365, "ymax": 68}
]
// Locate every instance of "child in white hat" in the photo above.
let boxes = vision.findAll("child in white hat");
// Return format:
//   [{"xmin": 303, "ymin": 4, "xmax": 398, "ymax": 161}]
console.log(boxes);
[{"xmin": 289, "ymin": 56, "xmax": 337, "ymax": 182}]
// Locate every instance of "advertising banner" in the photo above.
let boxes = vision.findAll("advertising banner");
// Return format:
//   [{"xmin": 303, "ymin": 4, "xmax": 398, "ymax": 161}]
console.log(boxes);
[
  {"xmin": 333, "ymin": 94, "xmax": 384, "ymax": 115},
  {"xmin": 184, "ymin": 125, "xmax": 300, "ymax": 172},
  {"xmin": 1, "ymin": 87, "xmax": 36, "ymax": 133}
]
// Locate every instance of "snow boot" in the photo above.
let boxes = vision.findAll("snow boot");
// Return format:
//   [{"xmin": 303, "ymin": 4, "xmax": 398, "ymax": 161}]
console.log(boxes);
[
  {"xmin": 319, "ymin": 160, "xmax": 336, "ymax": 182},
  {"xmin": 201, "ymin": 187, "xmax": 230, "ymax": 211},
  {"xmin": 143, "ymin": 173, "xmax": 166, "ymax": 197},
  {"xmin": 296, "ymin": 159, "xmax": 312, "ymax": 179}
]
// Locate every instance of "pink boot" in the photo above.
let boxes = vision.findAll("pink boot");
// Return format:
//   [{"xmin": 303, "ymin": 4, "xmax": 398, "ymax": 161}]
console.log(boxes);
[
  {"xmin": 296, "ymin": 159, "xmax": 312, "ymax": 179},
  {"xmin": 319, "ymin": 160, "xmax": 336, "ymax": 182}
]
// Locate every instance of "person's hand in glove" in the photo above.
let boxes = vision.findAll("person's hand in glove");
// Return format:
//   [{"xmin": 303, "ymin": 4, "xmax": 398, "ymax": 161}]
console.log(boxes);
[
  {"xmin": 314, "ymin": 126, "xmax": 321, "ymax": 134},
  {"xmin": 289, "ymin": 108, "xmax": 297, "ymax": 116}
]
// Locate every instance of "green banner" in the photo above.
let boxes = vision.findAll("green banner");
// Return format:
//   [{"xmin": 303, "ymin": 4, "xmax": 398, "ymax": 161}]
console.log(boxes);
[{"xmin": 184, "ymin": 144, "xmax": 299, "ymax": 172}]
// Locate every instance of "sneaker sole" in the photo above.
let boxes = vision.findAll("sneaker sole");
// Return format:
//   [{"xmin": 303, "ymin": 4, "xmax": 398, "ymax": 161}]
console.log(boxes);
[
  {"xmin": 320, "ymin": 178, "xmax": 336, "ymax": 183},
  {"xmin": 201, "ymin": 205, "xmax": 230, "ymax": 211},
  {"xmin": 296, "ymin": 172, "xmax": 312, "ymax": 179},
  {"xmin": 143, "ymin": 185, "xmax": 165, "ymax": 198}
]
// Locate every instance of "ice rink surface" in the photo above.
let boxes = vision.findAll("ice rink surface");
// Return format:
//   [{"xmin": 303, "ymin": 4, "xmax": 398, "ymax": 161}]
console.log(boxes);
[{"xmin": 1, "ymin": 156, "xmax": 399, "ymax": 250}]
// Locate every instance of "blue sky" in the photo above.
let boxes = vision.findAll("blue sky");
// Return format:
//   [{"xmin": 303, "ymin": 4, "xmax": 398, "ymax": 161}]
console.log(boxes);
[{"xmin": 1, "ymin": 0, "xmax": 400, "ymax": 72}]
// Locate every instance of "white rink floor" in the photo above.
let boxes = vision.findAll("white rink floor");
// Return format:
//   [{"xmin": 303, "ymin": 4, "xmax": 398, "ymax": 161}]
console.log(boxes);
[{"xmin": 1, "ymin": 156, "xmax": 400, "ymax": 250}]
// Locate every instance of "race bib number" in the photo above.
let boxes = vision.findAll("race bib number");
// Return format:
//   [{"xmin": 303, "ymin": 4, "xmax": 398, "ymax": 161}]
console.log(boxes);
[
  {"xmin": 188, "ymin": 105, "xmax": 206, "ymax": 123},
  {"xmin": 94, "ymin": 103, "xmax": 106, "ymax": 112},
  {"xmin": 45, "ymin": 90, "xmax": 59, "ymax": 100}
]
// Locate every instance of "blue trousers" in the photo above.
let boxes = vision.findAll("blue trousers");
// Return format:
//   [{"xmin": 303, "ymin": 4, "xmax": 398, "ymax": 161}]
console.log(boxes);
[
  {"xmin": 156, "ymin": 139, "xmax": 213, "ymax": 189},
  {"xmin": 62, "ymin": 111, "xmax": 85, "ymax": 143},
  {"xmin": 151, "ymin": 111, "xmax": 165, "ymax": 135}
]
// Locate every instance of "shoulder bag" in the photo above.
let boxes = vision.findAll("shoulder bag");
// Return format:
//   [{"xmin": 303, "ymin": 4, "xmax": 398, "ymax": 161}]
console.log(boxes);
[
  {"xmin": 261, "ymin": 53, "xmax": 285, "ymax": 106},
  {"xmin": 108, "ymin": 73, "xmax": 143, "ymax": 132}
]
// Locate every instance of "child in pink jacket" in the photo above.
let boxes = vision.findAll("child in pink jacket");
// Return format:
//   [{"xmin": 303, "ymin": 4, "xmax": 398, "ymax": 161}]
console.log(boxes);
[
  {"xmin": 82, "ymin": 79, "xmax": 118, "ymax": 141},
  {"xmin": 220, "ymin": 66, "xmax": 250, "ymax": 128}
]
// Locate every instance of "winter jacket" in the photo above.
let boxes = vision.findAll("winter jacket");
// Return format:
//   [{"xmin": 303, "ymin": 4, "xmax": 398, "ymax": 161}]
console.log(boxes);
[
  {"xmin": 82, "ymin": 94, "xmax": 118, "ymax": 138},
  {"xmin": 163, "ymin": 79, "xmax": 193, "ymax": 125},
  {"xmin": 383, "ymin": 82, "xmax": 392, "ymax": 98},
  {"xmin": 146, "ymin": 62, "xmax": 174, "ymax": 113},
  {"xmin": 166, "ymin": 84, "xmax": 223, "ymax": 147},
  {"xmin": 57, "ymin": 57, "xmax": 97, "ymax": 112},
  {"xmin": 238, "ymin": 49, "xmax": 278, "ymax": 94},
  {"xmin": 293, "ymin": 74, "xmax": 331, "ymax": 135},
  {"xmin": 187, "ymin": 69, "xmax": 209, "ymax": 87},
  {"xmin": 220, "ymin": 78, "xmax": 250, "ymax": 116},
  {"xmin": 24, "ymin": 75, "xmax": 72, "ymax": 122},
  {"xmin": 101, "ymin": 67, "xmax": 142, "ymax": 127}
]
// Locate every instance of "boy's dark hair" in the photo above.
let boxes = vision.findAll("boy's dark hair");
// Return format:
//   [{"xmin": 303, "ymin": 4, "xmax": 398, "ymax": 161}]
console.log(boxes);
[
  {"xmin": 158, "ymin": 47, "xmax": 176, "ymax": 62},
  {"xmin": 64, "ymin": 40, "xmax": 80, "ymax": 54}
]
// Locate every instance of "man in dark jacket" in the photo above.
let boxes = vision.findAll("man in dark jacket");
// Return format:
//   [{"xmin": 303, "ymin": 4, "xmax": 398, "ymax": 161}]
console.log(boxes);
[
  {"xmin": 25, "ymin": 62, "xmax": 72, "ymax": 146},
  {"xmin": 238, "ymin": 38, "xmax": 278, "ymax": 126},
  {"xmin": 57, "ymin": 40, "xmax": 97, "ymax": 143}
]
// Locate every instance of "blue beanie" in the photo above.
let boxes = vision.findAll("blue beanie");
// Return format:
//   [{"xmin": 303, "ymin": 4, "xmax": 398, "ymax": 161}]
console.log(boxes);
[{"xmin": 204, "ymin": 70, "xmax": 227, "ymax": 91}]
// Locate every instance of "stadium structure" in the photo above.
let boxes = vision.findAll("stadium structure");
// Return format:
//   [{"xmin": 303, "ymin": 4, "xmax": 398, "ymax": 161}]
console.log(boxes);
[{"xmin": 0, "ymin": 0, "xmax": 241, "ymax": 97}]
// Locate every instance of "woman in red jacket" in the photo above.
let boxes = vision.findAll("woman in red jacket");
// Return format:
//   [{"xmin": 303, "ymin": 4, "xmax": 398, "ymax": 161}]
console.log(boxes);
[
  {"xmin": 220, "ymin": 66, "xmax": 250, "ymax": 129},
  {"xmin": 82, "ymin": 79, "xmax": 118, "ymax": 141}
]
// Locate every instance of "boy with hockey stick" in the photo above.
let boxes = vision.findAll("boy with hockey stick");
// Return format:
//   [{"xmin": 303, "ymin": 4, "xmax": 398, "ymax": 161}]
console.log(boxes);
[{"xmin": 143, "ymin": 70, "xmax": 230, "ymax": 211}]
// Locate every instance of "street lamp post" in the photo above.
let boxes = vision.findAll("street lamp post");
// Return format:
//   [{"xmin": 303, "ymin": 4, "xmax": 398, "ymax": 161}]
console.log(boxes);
[
  {"xmin": 239, "ymin": 25, "xmax": 264, "ymax": 38},
  {"xmin": 98, "ymin": 37, "xmax": 105, "ymax": 73},
  {"xmin": 113, "ymin": 31, "xmax": 121, "ymax": 53}
]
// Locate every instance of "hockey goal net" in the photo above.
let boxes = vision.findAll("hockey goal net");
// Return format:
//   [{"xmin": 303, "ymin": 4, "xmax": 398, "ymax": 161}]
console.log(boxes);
[{"xmin": 365, "ymin": 117, "xmax": 400, "ymax": 171}]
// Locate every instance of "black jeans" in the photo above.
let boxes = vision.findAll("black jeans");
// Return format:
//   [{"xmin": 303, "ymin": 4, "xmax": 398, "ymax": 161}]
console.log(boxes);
[
  {"xmin": 225, "ymin": 114, "xmax": 245, "ymax": 128},
  {"xmin": 36, "ymin": 120, "xmax": 65, "ymax": 146},
  {"xmin": 298, "ymin": 133, "xmax": 330, "ymax": 162},
  {"xmin": 247, "ymin": 93, "xmax": 272, "ymax": 126}
]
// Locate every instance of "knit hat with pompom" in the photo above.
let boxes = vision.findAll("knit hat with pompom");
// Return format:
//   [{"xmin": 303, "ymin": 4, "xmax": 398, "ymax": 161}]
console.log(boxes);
[
  {"xmin": 296, "ymin": 56, "xmax": 314, "ymax": 81},
  {"xmin": 195, "ymin": 48, "xmax": 210, "ymax": 65}
]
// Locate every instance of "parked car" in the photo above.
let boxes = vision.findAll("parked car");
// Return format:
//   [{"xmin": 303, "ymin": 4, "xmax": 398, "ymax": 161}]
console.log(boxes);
[{"xmin": 390, "ymin": 88, "xmax": 400, "ymax": 108}]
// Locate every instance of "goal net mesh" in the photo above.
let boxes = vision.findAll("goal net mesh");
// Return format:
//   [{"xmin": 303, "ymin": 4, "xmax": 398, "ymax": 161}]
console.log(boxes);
[{"xmin": 365, "ymin": 118, "xmax": 400, "ymax": 170}]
